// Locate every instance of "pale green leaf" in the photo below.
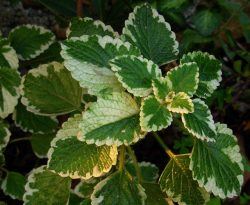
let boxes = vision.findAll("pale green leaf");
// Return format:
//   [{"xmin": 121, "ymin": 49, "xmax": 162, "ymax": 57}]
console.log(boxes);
[
  {"xmin": 9, "ymin": 25, "xmax": 55, "ymax": 60},
  {"xmin": 79, "ymin": 92, "xmax": 145, "ymax": 146},
  {"xmin": 180, "ymin": 51, "xmax": 222, "ymax": 98},
  {"xmin": 159, "ymin": 154, "xmax": 210, "ymax": 205},
  {"xmin": 21, "ymin": 62, "xmax": 82, "ymax": 116},
  {"xmin": 110, "ymin": 55, "xmax": 162, "ymax": 97},
  {"xmin": 190, "ymin": 123, "xmax": 243, "ymax": 198},
  {"xmin": 152, "ymin": 78, "xmax": 172, "ymax": 102},
  {"xmin": 23, "ymin": 166, "xmax": 71, "ymax": 205},
  {"xmin": 140, "ymin": 96, "xmax": 172, "ymax": 132},
  {"xmin": 122, "ymin": 4, "xmax": 178, "ymax": 65},
  {"xmin": 181, "ymin": 99, "xmax": 216, "ymax": 141},
  {"xmin": 0, "ymin": 121, "xmax": 10, "ymax": 150},
  {"xmin": 91, "ymin": 171, "xmax": 146, "ymax": 205}
]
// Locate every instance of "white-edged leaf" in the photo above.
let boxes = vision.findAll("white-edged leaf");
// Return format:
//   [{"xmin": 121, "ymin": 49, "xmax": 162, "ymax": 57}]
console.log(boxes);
[
  {"xmin": 79, "ymin": 92, "xmax": 145, "ymax": 146},
  {"xmin": 152, "ymin": 78, "xmax": 172, "ymax": 102},
  {"xmin": 140, "ymin": 96, "xmax": 172, "ymax": 132},
  {"xmin": 180, "ymin": 51, "xmax": 222, "ymax": 98},
  {"xmin": 181, "ymin": 99, "xmax": 216, "ymax": 141},
  {"xmin": 110, "ymin": 55, "xmax": 162, "ymax": 97},
  {"xmin": 91, "ymin": 170, "xmax": 146, "ymax": 205},
  {"xmin": 9, "ymin": 25, "xmax": 55, "ymax": 60},
  {"xmin": 0, "ymin": 121, "xmax": 10, "ymax": 150},
  {"xmin": 159, "ymin": 154, "xmax": 210, "ymax": 205},
  {"xmin": 74, "ymin": 178, "xmax": 100, "ymax": 198},
  {"xmin": 0, "ymin": 66, "xmax": 21, "ymax": 119},
  {"xmin": 21, "ymin": 62, "xmax": 82, "ymax": 116},
  {"xmin": 68, "ymin": 191, "xmax": 84, "ymax": 205},
  {"xmin": 190, "ymin": 123, "xmax": 244, "ymax": 198},
  {"xmin": 61, "ymin": 35, "xmax": 140, "ymax": 96},
  {"xmin": 67, "ymin": 17, "xmax": 116, "ymax": 38},
  {"xmin": 122, "ymin": 3, "xmax": 178, "ymax": 65},
  {"xmin": 23, "ymin": 166, "xmax": 71, "ymax": 205},
  {"xmin": 1, "ymin": 171, "xmax": 26, "ymax": 199}
]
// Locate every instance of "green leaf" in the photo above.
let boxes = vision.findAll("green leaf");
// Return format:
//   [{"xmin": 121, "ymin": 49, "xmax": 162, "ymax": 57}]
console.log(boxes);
[
  {"xmin": 0, "ymin": 121, "xmax": 10, "ymax": 150},
  {"xmin": 159, "ymin": 154, "xmax": 210, "ymax": 205},
  {"xmin": 48, "ymin": 114, "xmax": 118, "ymax": 179},
  {"xmin": 181, "ymin": 99, "xmax": 216, "ymax": 141},
  {"xmin": 166, "ymin": 92, "xmax": 194, "ymax": 114},
  {"xmin": 23, "ymin": 166, "xmax": 71, "ymax": 205},
  {"xmin": 140, "ymin": 96, "xmax": 172, "ymax": 132},
  {"xmin": 0, "ymin": 66, "xmax": 21, "ymax": 118},
  {"xmin": 122, "ymin": 4, "xmax": 178, "ymax": 65},
  {"xmin": 110, "ymin": 55, "xmax": 162, "ymax": 97},
  {"xmin": 239, "ymin": 12, "xmax": 250, "ymax": 43},
  {"xmin": 21, "ymin": 62, "xmax": 82, "ymax": 115},
  {"xmin": 152, "ymin": 78, "xmax": 172, "ymax": 102},
  {"xmin": 79, "ymin": 92, "xmax": 145, "ymax": 146},
  {"xmin": 68, "ymin": 191, "xmax": 83, "ymax": 205},
  {"xmin": 67, "ymin": 17, "xmax": 115, "ymax": 38},
  {"xmin": 167, "ymin": 62, "xmax": 199, "ymax": 96},
  {"xmin": 190, "ymin": 123, "xmax": 244, "ymax": 198},
  {"xmin": 61, "ymin": 35, "xmax": 140, "ymax": 96},
  {"xmin": 91, "ymin": 171, "xmax": 146, "ymax": 205},
  {"xmin": 74, "ymin": 178, "xmax": 100, "ymax": 198},
  {"xmin": 1, "ymin": 172, "xmax": 26, "ymax": 199},
  {"xmin": 181, "ymin": 51, "xmax": 222, "ymax": 98},
  {"xmin": 0, "ymin": 37, "xmax": 18, "ymax": 69},
  {"xmin": 13, "ymin": 102, "xmax": 58, "ymax": 134},
  {"xmin": 9, "ymin": 25, "xmax": 55, "ymax": 60}
]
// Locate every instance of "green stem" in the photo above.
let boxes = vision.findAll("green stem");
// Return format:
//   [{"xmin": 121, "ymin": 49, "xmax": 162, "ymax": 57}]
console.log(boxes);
[
  {"xmin": 119, "ymin": 145, "xmax": 126, "ymax": 171},
  {"xmin": 0, "ymin": 167, "xmax": 8, "ymax": 173},
  {"xmin": 127, "ymin": 146, "xmax": 142, "ymax": 182},
  {"xmin": 153, "ymin": 132, "xmax": 175, "ymax": 158},
  {"xmin": 9, "ymin": 136, "xmax": 32, "ymax": 144}
]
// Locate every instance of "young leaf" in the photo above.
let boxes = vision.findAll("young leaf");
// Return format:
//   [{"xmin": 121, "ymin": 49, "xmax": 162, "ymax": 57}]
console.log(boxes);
[
  {"xmin": 142, "ymin": 182, "xmax": 167, "ymax": 205},
  {"xmin": 152, "ymin": 78, "xmax": 172, "ymax": 102},
  {"xmin": 140, "ymin": 96, "xmax": 172, "ymax": 132},
  {"xmin": 0, "ymin": 121, "xmax": 10, "ymax": 150},
  {"xmin": 1, "ymin": 172, "xmax": 26, "ymax": 199},
  {"xmin": 0, "ymin": 66, "xmax": 21, "ymax": 119},
  {"xmin": 110, "ymin": 55, "xmax": 162, "ymax": 97},
  {"xmin": 67, "ymin": 17, "xmax": 116, "ymax": 38},
  {"xmin": 180, "ymin": 51, "xmax": 222, "ymax": 98},
  {"xmin": 91, "ymin": 171, "xmax": 146, "ymax": 205},
  {"xmin": 74, "ymin": 178, "xmax": 100, "ymax": 198},
  {"xmin": 23, "ymin": 166, "xmax": 71, "ymax": 205},
  {"xmin": 122, "ymin": 3, "xmax": 178, "ymax": 65},
  {"xmin": 79, "ymin": 92, "xmax": 145, "ymax": 146},
  {"xmin": 61, "ymin": 35, "xmax": 140, "ymax": 96},
  {"xmin": 182, "ymin": 99, "xmax": 216, "ymax": 141},
  {"xmin": 48, "ymin": 114, "xmax": 118, "ymax": 179},
  {"xmin": 159, "ymin": 154, "xmax": 210, "ymax": 205},
  {"xmin": 9, "ymin": 25, "xmax": 55, "ymax": 60},
  {"xmin": 13, "ymin": 102, "xmax": 58, "ymax": 134},
  {"xmin": 190, "ymin": 123, "xmax": 244, "ymax": 198},
  {"xmin": 21, "ymin": 62, "xmax": 82, "ymax": 115}
]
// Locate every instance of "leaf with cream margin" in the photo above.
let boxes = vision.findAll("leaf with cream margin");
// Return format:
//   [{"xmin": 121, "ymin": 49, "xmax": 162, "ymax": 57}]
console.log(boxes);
[
  {"xmin": 74, "ymin": 178, "xmax": 100, "ymax": 198},
  {"xmin": 21, "ymin": 62, "xmax": 82, "ymax": 116},
  {"xmin": 47, "ymin": 114, "xmax": 118, "ymax": 179},
  {"xmin": 23, "ymin": 166, "xmax": 71, "ymax": 205},
  {"xmin": 152, "ymin": 78, "xmax": 172, "ymax": 102},
  {"xmin": 159, "ymin": 154, "xmax": 210, "ymax": 205},
  {"xmin": 9, "ymin": 25, "xmax": 55, "ymax": 60},
  {"xmin": 0, "ymin": 121, "xmax": 10, "ymax": 150},
  {"xmin": 61, "ymin": 35, "xmax": 140, "ymax": 96},
  {"xmin": 91, "ymin": 170, "xmax": 146, "ymax": 205},
  {"xmin": 122, "ymin": 3, "xmax": 178, "ymax": 65},
  {"xmin": 79, "ymin": 92, "xmax": 145, "ymax": 146},
  {"xmin": 190, "ymin": 123, "xmax": 244, "ymax": 199}
]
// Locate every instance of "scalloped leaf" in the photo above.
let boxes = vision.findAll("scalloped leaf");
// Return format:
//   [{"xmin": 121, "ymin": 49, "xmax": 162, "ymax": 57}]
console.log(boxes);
[
  {"xmin": 13, "ymin": 102, "xmax": 58, "ymax": 134},
  {"xmin": 190, "ymin": 123, "xmax": 243, "ymax": 198},
  {"xmin": 152, "ymin": 78, "xmax": 172, "ymax": 102},
  {"xmin": 23, "ymin": 166, "xmax": 71, "ymax": 205},
  {"xmin": 180, "ymin": 51, "xmax": 222, "ymax": 98},
  {"xmin": 140, "ymin": 96, "xmax": 172, "ymax": 132},
  {"xmin": 21, "ymin": 62, "xmax": 82, "ymax": 116},
  {"xmin": 47, "ymin": 114, "xmax": 118, "ymax": 179},
  {"xmin": 1, "ymin": 172, "xmax": 26, "ymax": 200},
  {"xmin": 122, "ymin": 4, "xmax": 178, "ymax": 65},
  {"xmin": 67, "ymin": 17, "xmax": 116, "ymax": 38},
  {"xmin": 9, "ymin": 25, "xmax": 55, "ymax": 60},
  {"xmin": 0, "ymin": 66, "xmax": 21, "ymax": 118},
  {"xmin": 0, "ymin": 121, "xmax": 10, "ymax": 150},
  {"xmin": 181, "ymin": 99, "xmax": 216, "ymax": 141},
  {"xmin": 91, "ymin": 171, "xmax": 146, "ymax": 205},
  {"xmin": 110, "ymin": 55, "xmax": 162, "ymax": 97},
  {"xmin": 142, "ymin": 183, "xmax": 168, "ymax": 205},
  {"xmin": 61, "ymin": 35, "xmax": 140, "ymax": 96},
  {"xmin": 79, "ymin": 92, "xmax": 145, "ymax": 146},
  {"xmin": 74, "ymin": 178, "xmax": 100, "ymax": 198},
  {"xmin": 159, "ymin": 154, "xmax": 210, "ymax": 205}
]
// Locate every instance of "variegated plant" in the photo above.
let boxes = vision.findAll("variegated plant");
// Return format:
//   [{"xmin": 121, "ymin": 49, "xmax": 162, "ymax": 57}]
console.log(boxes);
[{"xmin": 0, "ymin": 4, "xmax": 243, "ymax": 205}]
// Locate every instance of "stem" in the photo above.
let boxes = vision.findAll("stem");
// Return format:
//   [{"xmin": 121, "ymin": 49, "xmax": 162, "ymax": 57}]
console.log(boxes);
[
  {"xmin": 9, "ymin": 137, "xmax": 32, "ymax": 144},
  {"xmin": 127, "ymin": 146, "xmax": 142, "ymax": 182},
  {"xmin": 119, "ymin": 145, "xmax": 126, "ymax": 171},
  {"xmin": 0, "ymin": 167, "xmax": 8, "ymax": 173},
  {"xmin": 76, "ymin": 0, "xmax": 83, "ymax": 17},
  {"xmin": 153, "ymin": 132, "xmax": 175, "ymax": 158}
]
